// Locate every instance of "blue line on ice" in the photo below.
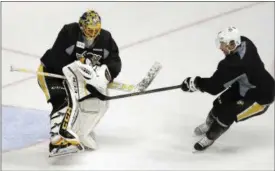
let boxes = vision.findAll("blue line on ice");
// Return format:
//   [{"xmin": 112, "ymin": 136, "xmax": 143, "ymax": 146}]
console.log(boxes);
[{"xmin": 2, "ymin": 105, "xmax": 49, "ymax": 152}]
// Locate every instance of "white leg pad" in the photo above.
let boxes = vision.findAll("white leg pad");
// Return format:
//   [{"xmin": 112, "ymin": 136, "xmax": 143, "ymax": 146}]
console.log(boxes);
[
  {"xmin": 72, "ymin": 91, "xmax": 109, "ymax": 149},
  {"xmin": 62, "ymin": 61, "xmax": 109, "ymax": 149}
]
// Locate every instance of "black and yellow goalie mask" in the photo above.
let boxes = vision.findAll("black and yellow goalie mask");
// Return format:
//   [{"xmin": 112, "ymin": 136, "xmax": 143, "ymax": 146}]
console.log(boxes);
[{"xmin": 79, "ymin": 10, "xmax": 101, "ymax": 40}]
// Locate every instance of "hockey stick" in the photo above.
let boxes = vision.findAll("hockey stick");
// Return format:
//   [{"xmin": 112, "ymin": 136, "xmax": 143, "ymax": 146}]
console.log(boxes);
[
  {"xmin": 10, "ymin": 66, "xmax": 66, "ymax": 79},
  {"xmin": 79, "ymin": 84, "xmax": 182, "ymax": 102},
  {"xmin": 10, "ymin": 62, "xmax": 162, "ymax": 92}
]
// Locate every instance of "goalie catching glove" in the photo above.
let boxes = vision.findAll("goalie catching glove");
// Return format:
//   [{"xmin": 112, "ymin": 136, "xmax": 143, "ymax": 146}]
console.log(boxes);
[{"xmin": 75, "ymin": 61, "xmax": 112, "ymax": 99}]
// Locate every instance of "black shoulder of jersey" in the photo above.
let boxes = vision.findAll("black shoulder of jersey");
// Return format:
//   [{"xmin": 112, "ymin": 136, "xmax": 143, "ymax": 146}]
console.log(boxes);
[
  {"xmin": 97, "ymin": 28, "xmax": 112, "ymax": 42},
  {"xmin": 240, "ymin": 36, "xmax": 258, "ymax": 52},
  {"xmin": 100, "ymin": 29, "xmax": 111, "ymax": 36},
  {"xmin": 63, "ymin": 22, "xmax": 82, "ymax": 40},
  {"xmin": 240, "ymin": 36, "xmax": 254, "ymax": 44},
  {"xmin": 63, "ymin": 22, "xmax": 80, "ymax": 30}
]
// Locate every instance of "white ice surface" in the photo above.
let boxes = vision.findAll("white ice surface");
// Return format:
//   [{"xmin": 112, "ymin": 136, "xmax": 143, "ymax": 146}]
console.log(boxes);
[{"xmin": 2, "ymin": 2, "xmax": 274, "ymax": 170}]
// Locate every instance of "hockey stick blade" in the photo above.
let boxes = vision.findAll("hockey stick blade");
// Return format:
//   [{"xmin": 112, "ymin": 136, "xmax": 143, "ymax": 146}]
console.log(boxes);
[
  {"xmin": 107, "ymin": 62, "xmax": 162, "ymax": 92},
  {"xmin": 79, "ymin": 84, "xmax": 182, "ymax": 102},
  {"xmin": 134, "ymin": 62, "xmax": 162, "ymax": 92}
]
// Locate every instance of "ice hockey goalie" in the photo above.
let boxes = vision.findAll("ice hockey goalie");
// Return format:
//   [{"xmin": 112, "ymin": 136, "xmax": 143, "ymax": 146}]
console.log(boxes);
[{"xmin": 37, "ymin": 10, "xmax": 122, "ymax": 157}]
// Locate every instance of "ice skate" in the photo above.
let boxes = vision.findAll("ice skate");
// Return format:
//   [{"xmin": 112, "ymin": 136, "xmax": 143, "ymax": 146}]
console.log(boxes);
[
  {"xmin": 49, "ymin": 136, "xmax": 84, "ymax": 157},
  {"xmin": 194, "ymin": 135, "xmax": 214, "ymax": 151}
]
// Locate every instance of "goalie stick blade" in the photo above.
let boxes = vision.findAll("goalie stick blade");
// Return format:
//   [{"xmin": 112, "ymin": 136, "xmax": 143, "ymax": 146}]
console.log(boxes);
[
  {"xmin": 107, "ymin": 62, "xmax": 162, "ymax": 92},
  {"xmin": 134, "ymin": 62, "xmax": 162, "ymax": 92}
]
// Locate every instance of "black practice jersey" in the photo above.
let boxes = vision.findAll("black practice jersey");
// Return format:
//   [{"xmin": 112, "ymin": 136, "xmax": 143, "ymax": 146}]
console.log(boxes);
[
  {"xmin": 196, "ymin": 36, "xmax": 275, "ymax": 105},
  {"xmin": 40, "ymin": 23, "xmax": 122, "ymax": 80}
]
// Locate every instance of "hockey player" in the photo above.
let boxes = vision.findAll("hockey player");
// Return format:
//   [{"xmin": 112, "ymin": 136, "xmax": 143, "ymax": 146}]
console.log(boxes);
[
  {"xmin": 181, "ymin": 26, "xmax": 275, "ymax": 151},
  {"xmin": 37, "ymin": 10, "xmax": 122, "ymax": 157}
]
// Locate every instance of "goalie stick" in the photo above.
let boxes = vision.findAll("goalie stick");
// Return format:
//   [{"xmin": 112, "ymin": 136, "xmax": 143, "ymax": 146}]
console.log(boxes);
[{"xmin": 10, "ymin": 62, "xmax": 162, "ymax": 92}]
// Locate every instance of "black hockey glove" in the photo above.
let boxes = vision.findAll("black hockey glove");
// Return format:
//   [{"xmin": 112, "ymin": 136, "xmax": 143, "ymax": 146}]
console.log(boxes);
[{"xmin": 181, "ymin": 77, "xmax": 199, "ymax": 92}]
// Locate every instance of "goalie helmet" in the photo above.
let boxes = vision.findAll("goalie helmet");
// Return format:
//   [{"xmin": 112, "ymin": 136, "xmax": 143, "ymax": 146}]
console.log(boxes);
[
  {"xmin": 79, "ymin": 10, "xmax": 101, "ymax": 40},
  {"xmin": 215, "ymin": 26, "xmax": 241, "ymax": 51}
]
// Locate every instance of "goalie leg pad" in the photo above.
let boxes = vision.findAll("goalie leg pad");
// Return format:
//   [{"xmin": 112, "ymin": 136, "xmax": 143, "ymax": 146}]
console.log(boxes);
[
  {"xmin": 73, "ymin": 93, "xmax": 109, "ymax": 149},
  {"xmin": 49, "ymin": 93, "xmax": 84, "ymax": 157},
  {"xmin": 62, "ymin": 61, "xmax": 109, "ymax": 150}
]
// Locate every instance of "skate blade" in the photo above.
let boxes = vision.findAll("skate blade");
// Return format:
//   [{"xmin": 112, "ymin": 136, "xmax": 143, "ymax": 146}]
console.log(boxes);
[
  {"xmin": 84, "ymin": 146, "xmax": 96, "ymax": 151},
  {"xmin": 49, "ymin": 150, "xmax": 79, "ymax": 158},
  {"xmin": 192, "ymin": 145, "xmax": 213, "ymax": 154},
  {"xmin": 49, "ymin": 148, "xmax": 84, "ymax": 158},
  {"xmin": 192, "ymin": 149, "xmax": 205, "ymax": 154},
  {"xmin": 49, "ymin": 144, "xmax": 85, "ymax": 158}
]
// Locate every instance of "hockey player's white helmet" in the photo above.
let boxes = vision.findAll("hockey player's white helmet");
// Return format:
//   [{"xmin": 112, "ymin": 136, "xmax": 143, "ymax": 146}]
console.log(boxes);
[{"xmin": 216, "ymin": 26, "xmax": 241, "ymax": 52}]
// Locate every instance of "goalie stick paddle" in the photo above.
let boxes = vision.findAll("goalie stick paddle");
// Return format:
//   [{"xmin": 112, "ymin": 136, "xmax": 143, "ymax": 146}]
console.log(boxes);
[{"xmin": 78, "ymin": 84, "xmax": 182, "ymax": 102}]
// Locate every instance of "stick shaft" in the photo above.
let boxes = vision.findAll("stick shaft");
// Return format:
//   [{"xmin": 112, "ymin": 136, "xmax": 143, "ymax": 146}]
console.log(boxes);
[
  {"xmin": 11, "ymin": 66, "xmax": 66, "ymax": 79},
  {"xmin": 79, "ymin": 84, "xmax": 182, "ymax": 102},
  {"xmin": 107, "ymin": 85, "xmax": 182, "ymax": 100}
]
